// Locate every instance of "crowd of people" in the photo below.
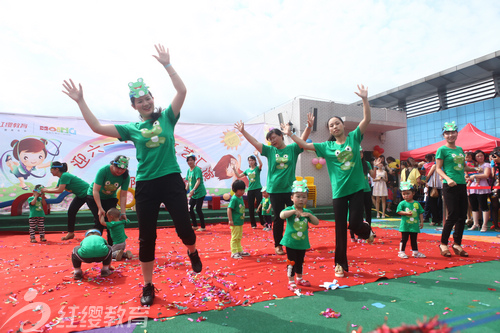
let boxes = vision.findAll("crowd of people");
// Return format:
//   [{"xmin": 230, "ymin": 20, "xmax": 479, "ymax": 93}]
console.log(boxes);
[{"xmin": 23, "ymin": 44, "xmax": 500, "ymax": 308}]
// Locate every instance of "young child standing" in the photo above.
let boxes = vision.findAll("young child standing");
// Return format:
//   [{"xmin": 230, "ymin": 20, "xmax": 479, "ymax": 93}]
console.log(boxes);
[
  {"xmin": 279, "ymin": 180, "xmax": 320, "ymax": 291},
  {"xmin": 28, "ymin": 185, "xmax": 47, "ymax": 243},
  {"xmin": 396, "ymin": 181, "xmax": 426, "ymax": 259},
  {"xmin": 71, "ymin": 229, "xmax": 113, "ymax": 279},
  {"xmin": 227, "ymin": 180, "xmax": 249, "ymax": 259},
  {"xmin": 100, "ymin": 208, "xmax": 132, "ymax": 261},
  {"xmin": 257, "ymin": 187, "xmax": 273, "ymax": 231}
]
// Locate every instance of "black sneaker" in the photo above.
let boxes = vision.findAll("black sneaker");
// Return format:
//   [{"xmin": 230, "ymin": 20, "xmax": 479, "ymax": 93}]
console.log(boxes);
[
  {"xmin": 188, "ymin": 249, "xmax": 203, "ymax": 273},
  {"xmin": 140, "ymin": 283, "xmax": 155, "ymax": 306}
]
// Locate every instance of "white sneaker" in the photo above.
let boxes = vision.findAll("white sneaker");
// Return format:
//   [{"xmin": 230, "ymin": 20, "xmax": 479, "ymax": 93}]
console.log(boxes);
[
  {"xmin": 334, "ymin": 264, "xmax": 344, "ymax": 278},
  {"xmin": 412, "ymin": 252, "xmax": 426, "ymax": 258},
  {"xmin": 231, "ymin": 253, "xmax": 242, "ymax": 259},
  {"xmin": 398, "ymin": 251, "xmax": 408, "ymax": 259}
]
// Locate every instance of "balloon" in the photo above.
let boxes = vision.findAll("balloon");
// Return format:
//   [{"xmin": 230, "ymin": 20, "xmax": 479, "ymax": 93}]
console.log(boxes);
[
  {"xmin": 388, "ymin": 162, "xmax": 398, "ymax": 169},
  {"xmin": 315, "ymin": 163, "xmax": 323, "ymax": 170},
  {"xmin": 374, "ymin": 145, "xmax": 380, "ymax": 151},
  {"xmin": 306, "ymin": 139, "xmax": 313, "ymax": 143},
  {"xmin": 379, "ymin": 148, "xmax": 385, "ymax": 154},
  {"xmin": 312, "ymin": 158, "xmax": 319, "ymax": 165},
  {"xmin": 373, "ymin": 151, "xmax": 381, "ymax": 158},
  {"xmin": 223, "ymin": 193, "xmax": 231, "ymax": 201},
  {"xmin": 319, "ymin": 157, "xmax": 326, "ymax": 165}
]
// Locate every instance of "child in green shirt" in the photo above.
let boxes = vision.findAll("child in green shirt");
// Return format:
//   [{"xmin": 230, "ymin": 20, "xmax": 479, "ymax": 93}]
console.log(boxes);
[
  {"xmin": 257, "ymin": 187, "xmax": 273, "ymax": 231},
  {"xmin": 396, "ymin": 182, "xmax": 425, "ymax": 259},
  {"xmin": 100, "ymin": 208, "xmax": 132, "ymax": 261},
  {"xmin": 28, "ymin": 185, "xmax": 47, "ymax": 243},
  {"xmin": 227, "ymin": 180, "xmax": 248, "ymax": 259},
  {"xmin": 71, "ymin": 229, "xmax": 113, "ymax": 280}
]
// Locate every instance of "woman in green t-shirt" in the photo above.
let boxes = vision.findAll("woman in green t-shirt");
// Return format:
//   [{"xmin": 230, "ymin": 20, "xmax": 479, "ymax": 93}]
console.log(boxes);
[
  {"xmin": 87, "ymin": 155, "xmax": 131, "ymax": 244},
  {"xmin": 284, "ymin": 85, "xmax": 376, "ymax": 278},
  {"xmin": 234, "ymin": 115, "xmax": 314, "ymax": 255},
  {"xmin": 62, "ymin": 44, "xmax": 201, "ymax": 307},
  {"xmin": 435, "ymin": 121, "xmax": 479, "ymax": 258},
  {"xmin": 41, "ymin": 161, "xmax": 90, "ymax": 240},
  {"xmin": 233, "ymin": 151, "xmax": 264, "ymax": 228},
  {"xmin": 185, "ymin": 154, "xmax": 207, "ymax": 231}
]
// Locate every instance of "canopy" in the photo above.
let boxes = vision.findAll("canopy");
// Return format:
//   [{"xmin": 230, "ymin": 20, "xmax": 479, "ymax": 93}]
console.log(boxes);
[{"xmin": 400, "ymin": 123, "xmax": 500, "ymax": 161}]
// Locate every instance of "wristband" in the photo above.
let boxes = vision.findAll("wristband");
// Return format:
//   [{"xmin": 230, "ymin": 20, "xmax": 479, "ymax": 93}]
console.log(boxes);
[
  {"xmin": 120, "ymin": 213, "xmax": 126, "ymax": 216},
  {"xmin": 164, "ymin": 63, "xmax": 172, "ymax": 68}
]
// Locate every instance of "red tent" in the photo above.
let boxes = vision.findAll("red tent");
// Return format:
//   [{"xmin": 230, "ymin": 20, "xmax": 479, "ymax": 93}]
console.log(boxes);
[{"xmin": 400, "ymin": 123, "xmax": 500, "ymax": 161}]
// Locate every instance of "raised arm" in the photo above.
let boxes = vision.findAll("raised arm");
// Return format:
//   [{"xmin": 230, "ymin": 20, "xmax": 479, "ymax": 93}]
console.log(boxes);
[
  {"xmin": 62, "ymin": 79, "xmax": 121, "ymax": 138},
  {"xmin": 282, "ymin": 122, "xmax": 316, "ymax": 151},
  {"xmin": 255, "ymin": 150, "xmax": 263, "ymax": 171},
  {"xmin": 153, "ymin": 44, "xmax": 186, "ymax": 118},
  {"xmin": 231, "ymin": 165, "xmax": 246, "ymax": 178},
  {"xmin": 355, "ymin": 84, "xmax": 371, "ymax": 135},
  {"xmin": 234, "ymin": 121, "xmax": 263, "ymax": 153},
  {"xmin": 300, "ymin": 112, "xmax": 315, "ymax": 141}
]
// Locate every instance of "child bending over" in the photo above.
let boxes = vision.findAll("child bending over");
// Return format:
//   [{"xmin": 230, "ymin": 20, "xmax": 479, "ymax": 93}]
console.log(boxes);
[
  {"xmin": 100, "ymin": 207, "xmax": 132, "ymax": 260},
  {"xmin": 71, "ymin": 229, "xmax": 113, "ymax": 280}
]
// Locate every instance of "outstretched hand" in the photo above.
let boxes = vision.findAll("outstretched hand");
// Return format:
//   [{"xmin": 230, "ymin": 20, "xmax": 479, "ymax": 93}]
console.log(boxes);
[
  {"xmin": 62, "ymin": 79, "xmax": 83, "ymax": 103},
  {"xmin": 234, "ymin": 120, "xmax": 245, "ymax": 133},
  {"xmin": 354, "ymin": 84, "xmax": 368, "ymax": 99},
  {"xmin": 153, "ymin": 44, "xmax": 170, "ymax": 66},
  {"xmin": 281, "ymin": 122, "xmax": 292, "ymax": 136},
  {"xmin": 307, "ymin": 112, "xmax": 315, "ymax": 128}
]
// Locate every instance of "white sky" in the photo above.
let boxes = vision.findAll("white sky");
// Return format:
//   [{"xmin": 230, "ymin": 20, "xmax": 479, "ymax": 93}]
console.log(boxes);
[{"xmin": 1, "ymin": 0, "xmax": 499, "ymax": 124}]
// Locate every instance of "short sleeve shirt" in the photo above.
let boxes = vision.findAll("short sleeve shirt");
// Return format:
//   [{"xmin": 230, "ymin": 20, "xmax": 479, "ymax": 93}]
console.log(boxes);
[
  {"xmin": 187, "ymin": 166, "xmax": 206, "ymax": 199},
  {"xmin": 397, "ymin": 200, "xmax": 424, "ymax": 233},
  {"xmin": 77, "ymin": 235, "xmax": 110, "ymax": 258},
  {"xmin": 115, "ymin": 105, "xmax": 181, "ymax": 181},
  {"xmin": 28, "ymin": 196, "xmax": 45, "ymax": 218},
  {"xmin": 260, "ymin": 197, "xmax": 272, "ymax": 216},
  {"xmin": 106, "ymin": 219, "xmax": 129, "ymax": 244},
  {"xmin": 87, "ymin": 165, "xmax": 130, "ymax": 200},
  {"xmin": 243, "ymin": 167, "xmax": 262, "ymax": 191},
  {"xmin": 314, "ymin": 126, "xmax": 364, "ymax": 199},
  {"xmin": 280, "ymin": 206, "xmax": 313, "ymax": 250},
  {"xmin": 261, "ymin": 143, "xmax": 303, "ymax": 194},
  {"xmin": 57, "ymin": 173, "xmax": 90, "ymax": 198},
  {"xmin": 436, "ymin": 146, "xmax": 466, "ymax": 184},
  {"xmin": 363, "ymin": 161, "xmax": 373, "ymax": 192},
  {"xmin": 228, "ymin": 195, "xmax": 245, "ymax": 226}
]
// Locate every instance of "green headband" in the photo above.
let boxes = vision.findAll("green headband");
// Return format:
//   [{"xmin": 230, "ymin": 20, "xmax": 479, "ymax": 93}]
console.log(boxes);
[
  {"xmin": 400, "ymin": 181, "xmax": 414, "ymax": 191},
  {"xmin": 114, "ymin": 156, "xmax": 129, "ymax": 169},
  {"xmin": 292, "ymin": 179, "xmax": 308, "ymax": 193},
  {"xmin": 442, "ymin": 121, "xmax": 457, "ymax": 132},
  {"xmin": 128, "ymin": 78, "xmax": 149, "ymax": 98}
]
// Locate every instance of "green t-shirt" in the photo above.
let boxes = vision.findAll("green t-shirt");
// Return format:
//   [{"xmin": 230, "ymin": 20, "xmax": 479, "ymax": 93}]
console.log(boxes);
[
  {"xmin": 87, "ymin": 165, "xmax": 130, "ymax": 200},
  {"xmin": 28, "ymin": 196, "xmax": 45, "ymax": 218},
  {"xmin": 363, "ymin": 160, "xmax": 372, "ymax": 192},
  {"xmin": 77, "ymin": 235, "xmax": 110, "ymax": 258},
  {"xmin": 57, "ymin": 172, "xmax": 90, "ymax": 198},
  {"xmin": 261, "ymin": 143, "xmax": 303, "ymax": 194},
  {"xmin": 106, "ymin": 219, "xmax": 129, "ymax": 244},
  {"xmin": 397, "ymin": 200, "xmax": 424, "ymax": 233},
  {"xmin": 115, "ymin": 105, "xmax": 181, "ymax": 181},
  {"xmin": 260, "ymin": 197, "xmax": 272, "ymax": 216},
  {"xmin": 280, "ymin": 206, "xmax": 313, "ymax": 250},
  {"xmin": 435, "ymin": 145, "xmax": 466, "ymax": 185},
  {"xmin": 243, "ymin": 167, "xmax": 262, "ymax": 191},
  {"xmin": 314, "ymin": 126, "xmax": 364, "ymax": 199},
  {"xmin": 186, "ymin": 166, "xmax": 206, "ymax": 199},
  {"xmin": 228, "ymin": 195, "xmax": 245, "ymax": 226}
]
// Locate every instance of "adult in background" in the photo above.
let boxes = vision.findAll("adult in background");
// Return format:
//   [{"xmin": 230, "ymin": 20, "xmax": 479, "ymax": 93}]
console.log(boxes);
[
  {"xmin": 435, "ymin": 121, "xmax": 480, "ymax": 257},
  {"xmin": 42, "ymin": 162, "xmax": 90, "ymax": 240},
  {"xmin": 62, "ymin": 44, "xmax": 202, "ymax": 306},
  {"xmin": 87, "ymin": 155, "xmax": 131, "ymax": 244},
  {"xmin": 467, "ymin": 150, "xmax": 491, "ymax": 232},
  {"xmin": 489, "ymin": 147, "xmax": 500, "ymax": 231},
  {"xmin": 234, "ymin": 114, "xmax": 314, "ymax": 255},
  {"xmin": 284, "ymin": 84, "xmax": 376, "ymax": 278}
]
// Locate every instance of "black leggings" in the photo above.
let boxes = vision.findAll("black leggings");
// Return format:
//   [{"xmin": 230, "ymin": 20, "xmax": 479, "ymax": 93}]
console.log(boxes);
[
  {"xmin": 400, "ymin": 232, "xmax": 418, "ymax": 251},
  {"xmin": 350, "ymin": 191, "xmax": 372, "ymax": 239},
  {"xmin": 67, "ymin": 196, "xmax": 89, "ymax": 233},
  {"xmin": 441, "ymin": 184, "xmax": 467, "ymax": 246},
  {"xmin": 189, "ymin": 196, "xmax": 206, "ymax": 228},
  {"xmin": 286, "ymin": 247, "xmax": 306, "ymax": 277},
  {"xmin": 428, "ymin": 188, "xmax": 443, "ymax": 224},
  {"xmin": 332, "ymin": 190, "xmax": 372, "ymax": 272},
  {"xmin": 491, "ymin": 194, "xmax": 499, "ymax": 228},
  {"xmin": 136, "ymin": 173, "xmax": 196, "ymax": 262},
  {"xmin": 269, "ymin": 192, "xmax": 293, "ymax": 247},
  {"xmin": 469, "ymin": 193, "xmax": 489, "ymax": 212},
  {"xmin": 247, "ymin": 188, "xmax": 263, "ymax": 227},
  {"xmin": 72, "ymin": 245, "xmax": 112, "ymax": 268},
  {"xmin": 87, "ymin": 196, "xmax": 118, "ymax": 245}
]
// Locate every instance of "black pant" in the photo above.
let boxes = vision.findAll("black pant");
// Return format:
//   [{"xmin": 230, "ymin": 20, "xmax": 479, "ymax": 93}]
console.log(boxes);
[
  {"xmin": 136, "ymin": 173, "xmax": 196, "ymax": 262},
  {"xmin": 189, "ymin": 196, "xmax": 206, "ymax": 228},
  {"xmin": 350, "ymin": 191, "xmax": 372, "ymax": 239},
  {"xmin": 441, "ymin": 184, "xmax": 467, "ymax": 246},
  {"xmin": 491, "ymin": 194, "xmax": 499, "ymax": 228},
  {"xmin": 247, "ymin": 189, "xmax": 263, "ymax": 227},
  {"xmin": 286, "ymin": 247, "xmax": 306, "ymax": 277},
  {"xmin": 67, "ymin": 196, "xmax": 88, "ymax": 233},
  {"xmin": 423, "ymin": 192, "xmax": 431, "ymax": 220},
  {"xmin": 87, "ymin": 196, "xmax": 118, "ymax": 245},
  {"xmin": 428, "ymin": 188, "xmax": 443, "ymax": 224},
  {"xmin": 469, "ymin": 193, "xmax": 489, "ymax": 212},
  {"xmin": 269, "ymin": 192, "xmax": 293, "ymax": 247},
  {"xmin": 332, "ymin": 190, "xmax": 371, "ymax": 272},
  {"xmin": 400, "ymin": 232, "xmax": 418, "ymax": 251},
  {"xmin": 72, "ymin": 245, "xmax": 112, "ymax": 268}
]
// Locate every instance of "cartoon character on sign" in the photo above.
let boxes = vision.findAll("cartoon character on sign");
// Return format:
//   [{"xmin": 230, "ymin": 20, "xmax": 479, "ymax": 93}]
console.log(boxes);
[
  {"xmin": 213, "ymin": 154, "xmax": 248, "ymax": 187},
  {"xmin": 2, "ymin": 137, "xmax": 61, "ymax": 191}
]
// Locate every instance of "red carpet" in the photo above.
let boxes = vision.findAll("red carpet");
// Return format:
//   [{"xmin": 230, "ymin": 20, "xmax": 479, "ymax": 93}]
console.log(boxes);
[{"xmin": 1, "ymin": 221, "xmax": 500, "ymax": 332}]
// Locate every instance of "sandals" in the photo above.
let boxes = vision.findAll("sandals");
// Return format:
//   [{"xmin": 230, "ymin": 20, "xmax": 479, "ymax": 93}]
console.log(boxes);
[
  {"xmin": 296, "ymin": 278, "xmax": 311, "ymax": 287},
  {"xmin": 61, "ymin": 232, "xmax": 75, "ymax": 241},
  {"xmin": 287, "ymin": 282, "xmax": 298, "ymax": 291},
  {"xmin": 439, "ymin": 245, "xmax": 451, "ymax": 257},
  {"xmin": 275, "ymin": 246, "xmax": 285, "ymax": 255},
  {"xmin": 452, "ymin": 245, "xmax": 469, "ymax": 257}
]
